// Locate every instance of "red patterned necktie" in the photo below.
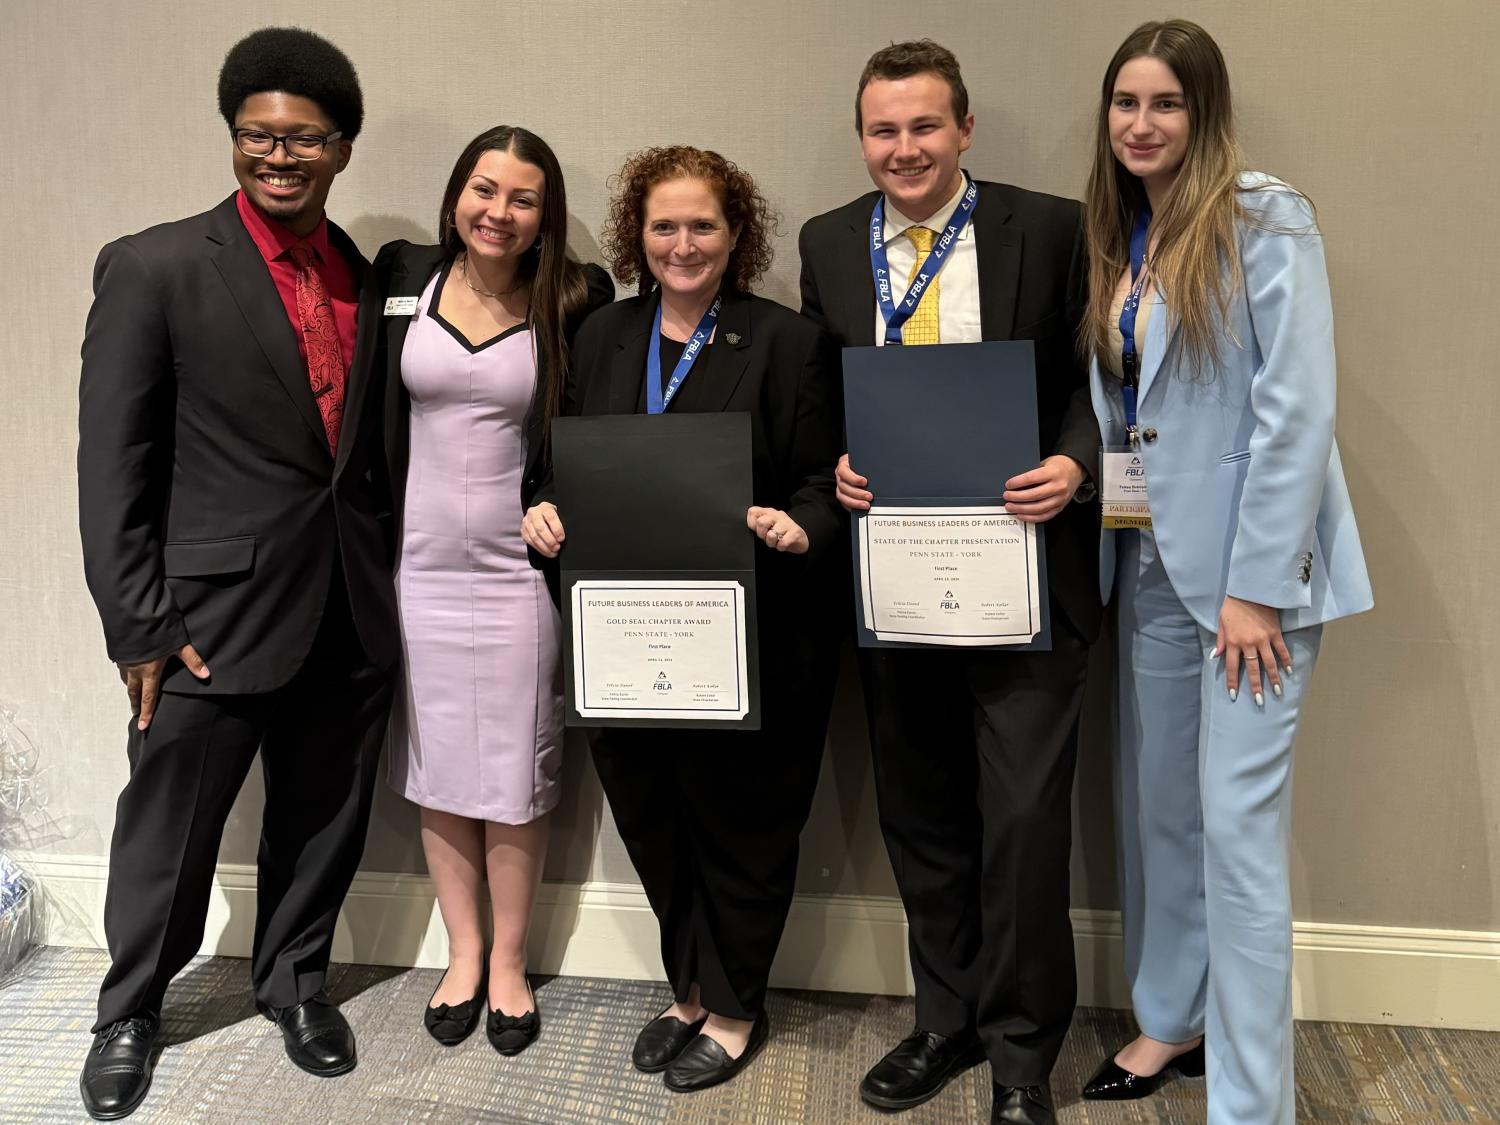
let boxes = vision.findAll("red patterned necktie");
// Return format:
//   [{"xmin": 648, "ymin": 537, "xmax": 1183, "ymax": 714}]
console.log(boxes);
[{"xmin": 289, "ymin": 244, "xmax": 346, "ymax": 455}]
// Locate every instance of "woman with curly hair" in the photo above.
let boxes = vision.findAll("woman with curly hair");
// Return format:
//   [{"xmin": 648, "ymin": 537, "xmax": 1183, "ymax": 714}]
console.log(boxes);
[{"xmin": 522, "ymin": 146, "xmax": 842, "ymax": 1092}]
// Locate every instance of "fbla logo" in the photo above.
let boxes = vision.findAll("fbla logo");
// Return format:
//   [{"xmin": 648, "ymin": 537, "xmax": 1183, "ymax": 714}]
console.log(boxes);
[
  {"xmin": 653, "ymin": 671, "xmax": 672, "ymax": 693},
  {"xmin": 1125, "ymin": 455, "xmax": 1145, "ymax": 480},
  {"xmin": 875, "ymin": 267, "xmax": 891, "ymax": 303},
  {"xmin": 939, "ymin": 589, "xmax": 960, "ymax": 610}
]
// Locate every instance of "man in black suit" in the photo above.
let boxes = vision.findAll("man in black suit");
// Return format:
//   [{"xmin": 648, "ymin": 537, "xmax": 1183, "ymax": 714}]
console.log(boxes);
[
  {"xmin": 76, "ymin": 29, "xmax": 398, "ymax": 1120},
  {"xmin": 798, "ymin": 41, "xmax": 1099, "ymax": 1125}
]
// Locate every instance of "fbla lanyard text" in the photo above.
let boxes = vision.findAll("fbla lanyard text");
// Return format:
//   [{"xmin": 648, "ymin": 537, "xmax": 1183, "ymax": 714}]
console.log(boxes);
[
  {"xmin": 647, "ymin": 295, "xmax": 721, "ymax": 414},
  {"xmin": 1119, "ymin": 207, "xmax": 1151, "ymax": 439},
  {"xmin": 869, "ymin": 174, "xmax": 978, "ymax": 345}
]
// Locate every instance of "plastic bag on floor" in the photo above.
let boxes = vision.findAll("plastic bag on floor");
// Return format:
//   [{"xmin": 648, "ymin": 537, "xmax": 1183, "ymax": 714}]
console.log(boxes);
[{"xmin": 0, "ymin": 853, "xmax": 36, "ymax": 981}]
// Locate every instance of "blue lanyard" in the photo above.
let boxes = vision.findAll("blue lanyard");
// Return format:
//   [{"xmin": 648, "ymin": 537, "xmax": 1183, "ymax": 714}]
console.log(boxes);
[
  {"xmin": 646, "ymin": 295, "xmax": 720, "ymax": 414},
  {"xmin": 870, "ymin": 174, "xmax": 979, "ymax": 345},
  {"xmin": 1119, "ymin": 208, "xmax": 1151, "ymax": 433}
]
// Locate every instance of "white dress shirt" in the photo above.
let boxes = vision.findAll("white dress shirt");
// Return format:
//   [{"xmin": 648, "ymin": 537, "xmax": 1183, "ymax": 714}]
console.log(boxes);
[{"xmin": 873, "ymin": 176, "xmax": 982, "ymax": 346}]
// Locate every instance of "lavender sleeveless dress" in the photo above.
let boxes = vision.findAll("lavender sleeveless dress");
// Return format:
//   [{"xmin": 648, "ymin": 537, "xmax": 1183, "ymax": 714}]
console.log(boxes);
[{"xmin": 387, "ymin": 264, "xmax": 561, "ymax": 823}]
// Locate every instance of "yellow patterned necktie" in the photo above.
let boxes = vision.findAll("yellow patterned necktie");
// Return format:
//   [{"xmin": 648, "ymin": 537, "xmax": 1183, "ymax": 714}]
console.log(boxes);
[{"xmin": 901, "ymin": 225, "xmax": 940, "ymax": 345}]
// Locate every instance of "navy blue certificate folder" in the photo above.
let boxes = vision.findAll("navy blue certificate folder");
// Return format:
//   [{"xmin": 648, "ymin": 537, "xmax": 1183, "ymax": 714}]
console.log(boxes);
[{"xmin": 843, "ymin": 340, "xmax": 1052, "ymax": 651}]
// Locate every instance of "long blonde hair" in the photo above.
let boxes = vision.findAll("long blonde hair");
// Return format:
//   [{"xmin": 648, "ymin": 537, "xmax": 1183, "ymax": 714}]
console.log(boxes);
[{"xmin": 1082, "ymin": 20, "xmax": 1250, "ymax": 376}]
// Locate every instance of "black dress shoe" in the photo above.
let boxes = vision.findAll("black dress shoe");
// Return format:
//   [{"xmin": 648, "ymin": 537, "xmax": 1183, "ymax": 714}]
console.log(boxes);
[
  {"xmin": 260, "ymin": 993, "xmax": 356, "ymax": 1076},
  {"xmin": 1081, "ymin": 1041, "xmax": 1205, "ymax": 1100},
  {"xmin": 486, "ymin": 979, "xmax": 540, "ymax": 1056},
  {"xmin": 859, "ymin": 1027, "xmax": 985, "ymax": 1110},
  {"xmin": 633, "ymin": 1012, "xmax": 707, "ymax": 1072},
  {"xmin": 424, "ymin": 968, "xmax": 486, "ymax": 1046},
  {"xmin": 992, "ymin": 1083, "xmax": 1055, "ymax": 1125},
  {"xmin": 80, "ymin": 1016, "xmax": 158, "ymax": 1121},
  {"xmin": 663, "ymin": 1011, "xmax": 770, "ymax": 1092}
]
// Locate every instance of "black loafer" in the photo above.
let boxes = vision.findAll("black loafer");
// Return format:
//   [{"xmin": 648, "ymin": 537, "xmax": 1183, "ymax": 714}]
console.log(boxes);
[
  {"xmin": 260, "ymin": 993, "xmax": 356, "ymax": 1076},
  {"xmin": 1081, "ymin": 1041, "xmax": 1205, "ymax": 1100},
  {"xmin": 486, "ymin": 980, "xmax": 540, "ymax": 1056},
  {"xmin": 663, "ymin": 1011, "xmax": 769, "ymax": 1092},
  {"xmin": 992, "ymin": 1083, "xmax": 1055, "ymax": 1125},
  {"xmin": 633, "ymin": 1013, "xmax": 707, "ymax": 1072},
  {"xmin": 859, "ymin": 1027, "xmax": 985, "ymax": 1110},
  {"xmin": 424, "ymin": 969, "xmax": 486, "ymax": 1046},
  {"xmin": 80, "ymin": 1016, "xmax": 158, "ymax": 1120}
]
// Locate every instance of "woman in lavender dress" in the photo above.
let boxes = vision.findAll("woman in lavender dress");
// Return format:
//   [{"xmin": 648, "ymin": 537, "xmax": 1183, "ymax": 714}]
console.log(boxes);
[{"xmin": 375, "ymin": 126, "xmax": 611, "ymax": 1055}]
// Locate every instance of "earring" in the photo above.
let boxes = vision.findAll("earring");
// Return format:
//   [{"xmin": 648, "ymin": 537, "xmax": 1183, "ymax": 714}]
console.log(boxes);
[{"xmin": 533, "ymin": 236, "xmax": 544, "ymax": 251}]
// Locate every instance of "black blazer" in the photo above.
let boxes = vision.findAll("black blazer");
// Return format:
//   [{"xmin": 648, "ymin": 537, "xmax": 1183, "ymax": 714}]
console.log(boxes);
[
  {"xmin": 77, "ymin": 194, "xmax": 400, "ymax": 693},
  {"xmin": 797, "ymin": 179, "xmax": 1103, "ymax": 641},
  {"xmin": 375, "ymin": 242, "xmax": 615, "ymax": 516},
  {"xmin": 549, "ymin": 288, "xmax": 843, "ymax": 613}
]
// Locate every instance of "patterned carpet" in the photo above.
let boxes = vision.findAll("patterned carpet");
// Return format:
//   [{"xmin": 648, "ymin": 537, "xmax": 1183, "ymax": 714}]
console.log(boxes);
[{"xmin": 1, "ymin": 947, "xmax": 1496, "ymax": 1123}]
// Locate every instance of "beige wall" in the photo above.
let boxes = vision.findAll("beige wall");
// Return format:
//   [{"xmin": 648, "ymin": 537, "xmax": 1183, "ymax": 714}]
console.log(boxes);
[{"xmin": 2, "ymin": 0, "xmax": 1496, "ymax": 937}]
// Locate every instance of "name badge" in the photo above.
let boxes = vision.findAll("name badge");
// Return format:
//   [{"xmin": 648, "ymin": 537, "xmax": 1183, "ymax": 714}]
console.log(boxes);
[
  {"xmin": 1101, "ymin": 447, "xmax": 1152, "ymax": 529},
  {"xmin": 384, "ymin": 296, "xmax": 419, "ymax": 316}
]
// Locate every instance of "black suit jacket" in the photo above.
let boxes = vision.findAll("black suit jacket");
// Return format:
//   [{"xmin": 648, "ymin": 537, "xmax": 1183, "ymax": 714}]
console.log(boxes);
[
  {"xmin": 77, "ymin": 194, "xmax": 400, "ymax": 694},
  {"xmin": 549, "ymin": 288, "xmax": 843, "ymax": 624},
  {"xmin": 797, "ymin": 179, "xmax": 1103, "ymax": 641}
]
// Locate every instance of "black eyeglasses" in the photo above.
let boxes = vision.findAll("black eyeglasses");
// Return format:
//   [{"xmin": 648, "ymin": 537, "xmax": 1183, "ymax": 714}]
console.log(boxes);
[{"xmin": 231, "ymin": 128, "xmax": 343, "ymax": 160}]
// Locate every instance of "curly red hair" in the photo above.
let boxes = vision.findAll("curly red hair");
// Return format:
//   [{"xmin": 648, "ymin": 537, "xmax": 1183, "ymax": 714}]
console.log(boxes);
[{"xmin": 601, "ymin": 146, "xmax": 777, "ymax": 295}]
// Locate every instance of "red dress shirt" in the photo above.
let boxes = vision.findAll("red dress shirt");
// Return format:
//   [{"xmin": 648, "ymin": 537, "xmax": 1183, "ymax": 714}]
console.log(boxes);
[{"xmin": 235, "ymin": 191, "xmax": 359, "ymax": 381}]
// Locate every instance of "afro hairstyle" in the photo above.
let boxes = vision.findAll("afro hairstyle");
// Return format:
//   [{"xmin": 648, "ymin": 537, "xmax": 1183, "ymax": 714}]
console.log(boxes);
[{"xmin": 217, "ymin": 27, "xmax": 364, "ymax": 140}]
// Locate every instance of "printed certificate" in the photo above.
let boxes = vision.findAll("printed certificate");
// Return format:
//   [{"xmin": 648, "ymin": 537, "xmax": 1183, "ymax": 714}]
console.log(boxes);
[
  {"xmin": 570, "ymin": 579, "xmax": 750, "ymax": 720},
  {"xmin": 859, "ymin": 506, "xmax": 1041, "ymax": 646}
]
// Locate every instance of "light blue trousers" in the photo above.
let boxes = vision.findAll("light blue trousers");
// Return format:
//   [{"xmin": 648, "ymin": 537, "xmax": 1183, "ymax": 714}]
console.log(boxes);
[{"xmin": 1115, "ymin": 530, "xmax": 1321, "ymax": 1125}]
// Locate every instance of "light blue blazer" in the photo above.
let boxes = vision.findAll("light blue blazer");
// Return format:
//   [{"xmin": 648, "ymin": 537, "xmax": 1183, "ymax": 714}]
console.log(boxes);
[{"xmin": 1090, "ymin": 173, "xmax": 1373, "ymax": 632}]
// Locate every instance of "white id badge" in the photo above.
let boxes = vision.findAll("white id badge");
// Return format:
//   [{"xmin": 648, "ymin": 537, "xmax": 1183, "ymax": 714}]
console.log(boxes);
[
  {"xmin": 1101, "ymin": 446, "xmax": 1153, "ymax": 529},
  {"xmin": 384, "ymin": 296, "xmax": 419, "ymax": 316}
]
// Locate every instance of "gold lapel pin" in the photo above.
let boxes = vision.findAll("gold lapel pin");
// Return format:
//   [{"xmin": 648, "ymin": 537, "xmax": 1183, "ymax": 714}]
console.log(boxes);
[{"xmin": 725, "ymin": 332, "xmax": 741, "ymax": 345}]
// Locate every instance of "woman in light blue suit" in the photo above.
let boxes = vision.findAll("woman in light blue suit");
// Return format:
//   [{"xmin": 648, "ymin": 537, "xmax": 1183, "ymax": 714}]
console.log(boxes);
[{"xmin": 1075, "ymin": 20, "xmax": 1373, "ymax": 1124}]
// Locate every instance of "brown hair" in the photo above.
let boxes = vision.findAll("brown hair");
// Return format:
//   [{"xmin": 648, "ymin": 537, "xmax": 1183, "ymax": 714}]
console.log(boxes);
[
  {"xmin": 437, "ymin": 125, "xmax": 591, "ymax": 431},
  {"xmin": 600, "ymin": 145, "xmax": 776, "ymax": 296},
  {"xmin": 1082, "ymin": 20, "xmax": 1311, "ymax": 376},
  {"xmin": 855, "ymin": 40, "xmax": 969, "ymax": 132}
]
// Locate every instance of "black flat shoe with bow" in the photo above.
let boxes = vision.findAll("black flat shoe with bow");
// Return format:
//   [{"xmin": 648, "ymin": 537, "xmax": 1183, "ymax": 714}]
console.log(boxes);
[
  {"xmin": 486, "ymin": 978, "xmax": 540, "ymax": 1056},
  {"xmin": 424, "ymin": 968, "xmax": 486, "ymax": 1046},
  {"xmin": 1081, "ymin": 1041, "xmax": 1206, "ymax": 1100}
]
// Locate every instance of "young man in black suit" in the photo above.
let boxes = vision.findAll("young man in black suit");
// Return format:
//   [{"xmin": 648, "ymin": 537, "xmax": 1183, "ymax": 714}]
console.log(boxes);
[
  {"xmin": 798, "ymin": 40, "xmax": 1100, "ymax": 1125},
  {"xmin": 76, "ymin": 29, "xmax": 398, "ymax": 1120}
]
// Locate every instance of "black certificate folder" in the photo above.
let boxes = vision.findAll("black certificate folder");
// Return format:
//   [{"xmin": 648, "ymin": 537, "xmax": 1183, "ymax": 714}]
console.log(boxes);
[
  {"xmin": 843, "ymin": 340, "xmax": 1052, "ymax": 651},
  {"xmin": 552, "ymin": 413, "xmax": 760, "ymax": 729}
]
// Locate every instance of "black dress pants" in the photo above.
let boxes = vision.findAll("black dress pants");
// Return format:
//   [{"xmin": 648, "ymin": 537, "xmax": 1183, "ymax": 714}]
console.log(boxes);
[
  {"xmin": 863, "ymin": 609, "xmax": 1090, "ymax": 1085},
  {"xmin": 94, "ymin": 577, "xmax": 393, "ymax": 1030},
  {"xmin": 589, "ymin": 605, "xmax": 838, "ymax": 1022}
]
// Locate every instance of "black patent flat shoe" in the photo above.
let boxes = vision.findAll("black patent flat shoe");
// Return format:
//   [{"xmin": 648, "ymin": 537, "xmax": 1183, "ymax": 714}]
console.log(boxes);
[
  {"xmin": 1081, "ymin": 1041, "xmax": 1205, "ymax": 1100},
  {"xmin": 486, "ymin": 978, "xmax": 540, "ymax": 1056},
  {"xmin": 424, "ymin": 967, "xmax": 486, "ymax": 1046},
  {"xmin": 663, "ymin": 1011, "xmax": 769, "ymax": 1092},
  {"xmin": 633, "ymin": 1012, "xmax": 708, "ymax": 1072}
]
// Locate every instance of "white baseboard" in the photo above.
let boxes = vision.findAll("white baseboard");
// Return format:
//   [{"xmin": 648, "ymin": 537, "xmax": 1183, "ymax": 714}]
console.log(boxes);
[{"xmin": 17, "ymin": 853, "xmax": 1500, "ymax": 1031}]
